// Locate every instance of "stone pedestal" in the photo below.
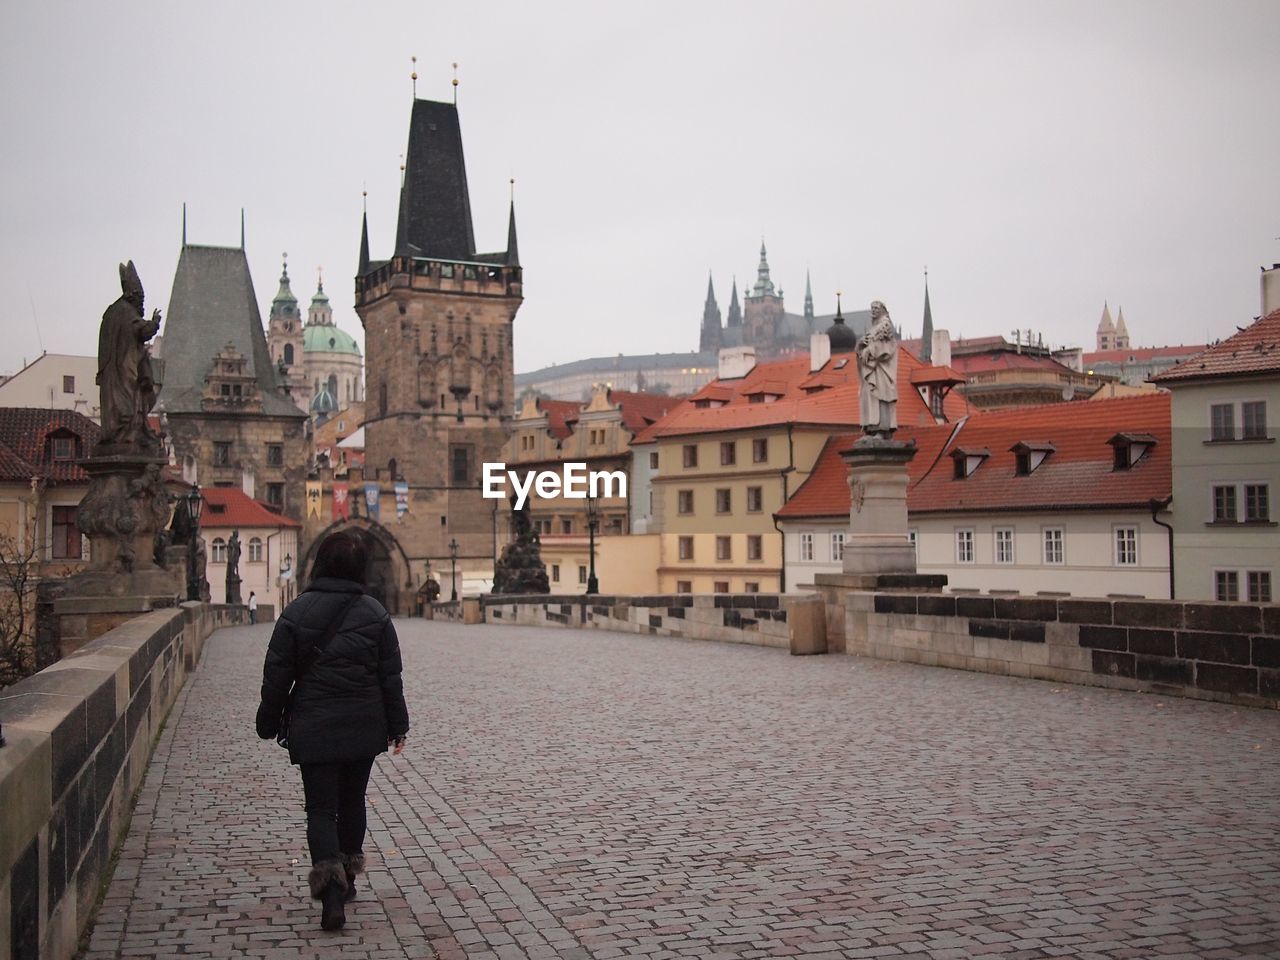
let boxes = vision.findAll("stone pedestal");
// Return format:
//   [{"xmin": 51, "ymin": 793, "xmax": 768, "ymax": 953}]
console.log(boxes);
[
  {"xmin": 840, "ymin": 436, "xmax": 919, "ymax": 576},
  {"xmin": 67, "ymin": 452, "xmax": 178, "ymax": 599},
  {"xmin": 51, "ymin": 594, "xmax": 180, "ymax": 657}
]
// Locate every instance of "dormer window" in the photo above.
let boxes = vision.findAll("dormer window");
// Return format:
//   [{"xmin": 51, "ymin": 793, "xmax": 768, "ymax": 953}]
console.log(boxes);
[
  {"xmin": 1010, "ymin": 441, "xmax": 1055, "ymax": 476},
  {"xmin": 951, "ymin": 447, "xmax": 990, "ymax": 479},
  {"xmin": 47, "ymin": 430, "xmax": 80, "ymax": 461},
  {"xmin": 1109, "ymin": 432, "xmax": 1157, "ymax": 470}
]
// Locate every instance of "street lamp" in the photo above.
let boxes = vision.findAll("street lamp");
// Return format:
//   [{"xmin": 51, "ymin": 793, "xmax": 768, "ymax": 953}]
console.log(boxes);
[
  {"xmin": 185, "ymin": 485, "xmax": 204, "ymax": 601},
  {"xmin": 278, "ymin": 552, "xmax": 293, "ymax": 614},
  {"xmin": 448, "ymin": 538, "xmax": 459, "ymax": 603},
  {"xmin": 585, "ymin": 493, "xmax": 599, "ymax": 595}
]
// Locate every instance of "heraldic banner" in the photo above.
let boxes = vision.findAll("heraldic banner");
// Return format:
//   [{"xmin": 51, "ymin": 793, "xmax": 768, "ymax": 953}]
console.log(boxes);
[
  {"xmin": 364, "ymin": 482, "xmax": 380, "ymax": 522},
  {"xmin": 332, "ymin": 484, "xmax": 350, "ymax": 521},
  {"xmin": 306, "ymin": 481, "xmax": 322, "ymax": 518},
  {"xmin": 395, "ymin": 481, "xmax": 409, "ymax": 520}
]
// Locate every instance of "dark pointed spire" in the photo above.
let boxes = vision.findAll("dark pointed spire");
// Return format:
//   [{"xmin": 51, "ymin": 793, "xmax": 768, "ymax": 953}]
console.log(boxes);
[
  {"xmin": 359, "ymin": 192, "xmax": 370, "ymax": 274},
  {"xmin": 727, "ymin": 277, "xmax": 742, "ymax": 327},
  {"xmin": 921, "ymin": 269, "xmax": 934, "ymax": 362},
  {"xmin": 393, "ymin": 98, "xmax": 476, "ymax": 260},
  {"xmin": 505, "ymin": 191, "xmax": 519, "ymax": 267},
  {"xmin": 803, "ymin": 269, "xmax": 814, "ymax": 321},
  {"xmin": 700, "ymin": 272, "xmax": 722, "ymax": 353}
]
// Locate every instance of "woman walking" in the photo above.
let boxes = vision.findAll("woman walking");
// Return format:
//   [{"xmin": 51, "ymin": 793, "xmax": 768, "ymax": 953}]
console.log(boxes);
[{"xmin": 255, "ymin": 531, "xmax": 409, "ymax": 930}]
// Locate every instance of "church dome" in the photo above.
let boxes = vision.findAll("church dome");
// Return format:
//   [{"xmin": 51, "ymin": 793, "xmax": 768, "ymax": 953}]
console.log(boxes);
[
  {"xmin": 309, "ymin": 384, "xmax": 338, "ymax": 415},
  {"xmin": 825, "ymin": 313, "xmax": 857, "ymax": 352},
  {"xmin": 304, "ymin": 324, "xmax": 361, "ymax": 356}
]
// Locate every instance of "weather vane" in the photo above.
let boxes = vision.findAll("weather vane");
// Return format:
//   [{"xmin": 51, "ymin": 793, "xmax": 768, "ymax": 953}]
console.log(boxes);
[{"xmin": 452, "ymin": 62, "xmax": 459, "ymax": 103}]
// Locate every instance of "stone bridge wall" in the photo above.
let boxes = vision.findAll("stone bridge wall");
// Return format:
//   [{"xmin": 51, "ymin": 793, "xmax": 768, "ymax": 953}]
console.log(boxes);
[
  {"xmin": 847, "ymin": 592, "xmax": 1279, "ymax": 709},
  {"xmin": 0, "ymin": 602, "xmax": 244, "ymax": 960},
  {"xmin": 480, "ymin": 593, "xmax": 825, "ymax": 650}
]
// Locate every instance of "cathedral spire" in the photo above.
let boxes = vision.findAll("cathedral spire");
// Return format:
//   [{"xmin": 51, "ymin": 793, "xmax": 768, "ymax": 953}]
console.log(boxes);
[
  {"xmin": 726, "ymin": 277, "xmax": 742, "ymax": 328},
  {"xmin": 803, "ymin": 269, "xmax": 814, "ymax": 321},
  {"xmin": 393, "ymin": 98, "xmax": 476, "ymax": 260},
  {"xmin": 359, "ymin": 198, "xmax": 370, "ymax": 274},
  {"xmin": 752, "ymin": 240, "xmax": 775, "ymax": 297},
  {"xmin": 700, "ymin": 272, "xmax": 722, "ymax": 353},
  {"xmin": 921, "ymin": 269, "xmax": 934, "ymax": 362}
]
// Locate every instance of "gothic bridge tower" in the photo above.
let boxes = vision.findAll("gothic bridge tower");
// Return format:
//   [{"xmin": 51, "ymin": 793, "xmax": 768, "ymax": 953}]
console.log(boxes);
[{"xmin": 353, "ymin": 96, "xmax": 522, "ymax": 597}]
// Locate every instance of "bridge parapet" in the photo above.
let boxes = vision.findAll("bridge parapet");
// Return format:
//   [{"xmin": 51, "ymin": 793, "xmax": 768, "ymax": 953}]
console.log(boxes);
[
  {"xmin": 480, "ymin": 593, "xmax": 825, "ymax": 652},
  {"xmin": 0, "ymin": 602, "xmax": 244, "ymax": 960}
]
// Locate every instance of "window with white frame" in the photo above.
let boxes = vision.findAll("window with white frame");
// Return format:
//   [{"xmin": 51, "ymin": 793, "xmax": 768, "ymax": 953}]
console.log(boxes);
[
  {"xmin": 994, "ymin": 528, "xmax": 1015, "ymax": 565},
  {"xmin": 1213, "ymin": 482, "xmax": 1271, "ymax": 523},
  {"xmin": 747, "ymin": 535, "xmax": 763, "ymax": 561},
  {"xmin": 248, "ymin": 537, "xmax": 263, "ymax": 562},
  {"xmin": 1215, "ymin": 570, "xmax": 1239, "ymax": 602},
  {"xmin": 1114, "ymin": 527, "xmax": 1137, "ymax": 565},
  {"xmin": 678, "ymin": 536, "xmax": 693, "ymax": 560},
  {"xmin": 1248, "ymin": 570, "xmax": 1272, "ymax": 603},
  {"xmin": 830, "ymin": 532, "xmax": 845, "ymax": 562},
  {"xmin": 551, "ymin": 564, "xmax": 560, "ymax": 582},
  {"xmin": 908, "ymin": 528, "xmax": 918, "ymax": 561},
  {"xmin": 716, "ymin": 536, "xmax": 731, "ymax": 561},
  {"xmin": 955, "ymin": 528, "xmax": 975, "ymax": 564},
  {"xmin": 1245, "ymin": 484, "xmax": 1270, "ymax": 523},
  {"xmin": 1210, "ymin": 403, "xmax": 1235, "ymax": 441},
  {"xmin": 799, "ymin": 532, "xmax": 814, "ymax": 562},
  {"xmin": 211, "ymin": 537, "xmax": 227, "ymax": 563},
  {"xmin": 1043, "ymin": 528, "xmax": 1064, "ymax": 565},
  {"xmin": 1213, "ymin": 484, "xmax": 1238, "ymax": 522},
  {"xmin": 578, "ymin": 566, "xmax": 587, "ymax": 584},
  {"xmin": 1211, "ymin": 400, "xmax": 1270, "ymax": 441}
]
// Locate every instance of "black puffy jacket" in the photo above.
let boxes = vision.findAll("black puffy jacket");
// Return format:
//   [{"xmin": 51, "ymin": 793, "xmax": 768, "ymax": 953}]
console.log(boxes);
[{"xmin": 255, "ymin": 577, "xmax": 410, "ymax": 765}]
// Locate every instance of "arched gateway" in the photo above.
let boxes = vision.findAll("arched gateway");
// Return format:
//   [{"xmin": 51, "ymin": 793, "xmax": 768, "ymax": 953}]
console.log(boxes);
[{"xmin": 299, "ymin": 520, "xmax": 412, "ymax": 615}]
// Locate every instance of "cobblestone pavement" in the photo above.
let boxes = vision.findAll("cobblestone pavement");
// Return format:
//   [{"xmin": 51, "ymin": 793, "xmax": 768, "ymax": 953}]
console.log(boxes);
[{"xmin": 82, "ymin": 620, "xmax": 1280, "ymax": 960}]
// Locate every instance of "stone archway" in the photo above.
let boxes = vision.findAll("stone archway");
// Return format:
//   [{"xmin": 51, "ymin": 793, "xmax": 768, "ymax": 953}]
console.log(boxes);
[{"xmin": 299, "ymin": 519, "xmax": 412, "ymax": 615}]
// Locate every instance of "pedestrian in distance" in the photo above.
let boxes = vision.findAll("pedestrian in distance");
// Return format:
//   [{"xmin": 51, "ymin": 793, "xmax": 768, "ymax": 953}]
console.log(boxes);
[
  {"xmin": 254, "ymin": 531, "xmax": 410, "ymax": 931},
  {"xmin": 247, "ymin": 591, "xmax": 257, "ymax": 624}
]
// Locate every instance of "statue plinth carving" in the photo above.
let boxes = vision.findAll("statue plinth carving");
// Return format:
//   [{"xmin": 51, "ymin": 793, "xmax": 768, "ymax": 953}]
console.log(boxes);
[{"xmin": 492, "ymin": 496, "xmax": 550, "ymax": 594}]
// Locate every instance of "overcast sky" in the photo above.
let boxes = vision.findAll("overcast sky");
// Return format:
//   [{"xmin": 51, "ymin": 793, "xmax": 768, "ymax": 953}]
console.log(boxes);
[{"xmin": 2, "ymin": 1, "xmax": 1277, "ymax": 378}]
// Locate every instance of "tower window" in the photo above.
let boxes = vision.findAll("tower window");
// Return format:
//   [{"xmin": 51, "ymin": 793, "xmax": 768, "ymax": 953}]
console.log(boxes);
[{"xmin": 283, "ymin": 343, "xmax": 294, "ymax": 365}]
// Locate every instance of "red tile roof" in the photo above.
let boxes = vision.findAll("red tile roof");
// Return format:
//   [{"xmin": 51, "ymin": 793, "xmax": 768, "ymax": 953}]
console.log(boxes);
[
  {"xmin": 776, "ymin": 393, "xmax": 1170, "ymax": 519},
  {"xmin": 0, "ymin": 408, "xmax": 101, "ymax": 484},
  {"xmin": 909, "ymin": 365, "xmax": 966, "ymax": 386},
  {"xmin": 537, "ymin": 399, "xmax": 582, "ymax": 440},
  {"xmin": 199, "ymin": 486, "xmax": 301, "ymax": 529},
  {"xmin": 1151, "ymin": 310, "xmax": 1280, "ymax": 383},
  {"xmin": 1082, "ymin": 344, "xmax": 1206, "ymax": 365},
  {"xmin": 608, "ymin": 390, "xmax": 685, "ymax": 434},
  {"xmin": 632, "ymin": 349, "xmax": 970, "ymax": 443},
  {"xmin": 950, "ymin": 351, "xmax": 1082, "ymax": 375}
]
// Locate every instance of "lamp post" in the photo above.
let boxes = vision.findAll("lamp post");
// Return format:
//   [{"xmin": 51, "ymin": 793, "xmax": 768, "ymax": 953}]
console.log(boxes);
[
  {"xmin": 278, "ymin": 551, "xmax": 292, "ymax": 614},
  {"xmin": 585, "ymin": 493, "xmax": 599, "ymax": 595},
  {"xmin": 448, "ymin": 538, "xmax": 459, "ymax": 603},
  {"xmin": 185, "ymin": 485, "xmax": 203, "ymax": 601}
]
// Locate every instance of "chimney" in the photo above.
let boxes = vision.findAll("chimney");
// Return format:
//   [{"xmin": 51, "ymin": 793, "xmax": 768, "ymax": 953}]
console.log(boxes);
[
  {"xmin": 809, "ymin": 333, "xmax": 831, "ymax": 372},
  {"xmin": 241, "ymin": 467, "xmax": 255, "ymax": 499},
  {"xmin": 1263, "ymin": 264, "xmax": 1280, "ymax": 317},
  {"xmin": 717, "ymin": 345, "xmax": 757, "ymax": 380},
  {"xmin": 931, "ymin": 329, "xmax": 952, "ymax": 368}
]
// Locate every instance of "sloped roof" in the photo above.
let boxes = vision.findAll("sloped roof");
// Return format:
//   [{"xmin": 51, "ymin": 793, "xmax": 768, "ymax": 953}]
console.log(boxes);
[
  {"xmin": 777, "ymin": 423, "xmax": 957, "ymax": 519},
  {"xmin": 607, "ymin": 390, "xmax": 684, "ymax": 434},
  {"xmin": 199, "ymin": 485, "xmax": 301, "ymax": 530},
  {"xmin": 538, "ymin": 399, "xmax": 582, "ymax": 440},
  {"xmin": 950, "ymin": 351, "xmax": 1081, "ymax": 375},
  {"xmin": 1151, "ymin": 310, "xmax": 1280, "ymax": 383},
  {"xmin": 910, "ymin": 365, "xmax": 966, "ymax": 386},
  {"xmin": 394, "ymin": 98, "xmax": 476, "ymax": 261},
  {"xmin": 157, "ymin": 244, "xmax": 303, "ymax": 418},
  {"xmin": 631, "ymin": 348, "xmax": 970, "ymax": 443},
  {"xmin": 0, "ymin": 408, "xmax": 100, "ymax": 483},
  {"xmin": 1083, "ymin": 344, "xmax": 1206, "ymax": 365},
  {"xmin": 777, "ymin": 393, "xmax": 1170, "ymax": 519}
]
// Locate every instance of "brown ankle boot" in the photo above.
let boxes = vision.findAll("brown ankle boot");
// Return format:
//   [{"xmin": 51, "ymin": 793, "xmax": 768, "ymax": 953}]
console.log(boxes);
[{"xmin": 308, "ymin": 860, "xmax": 348, "ymax": 930}]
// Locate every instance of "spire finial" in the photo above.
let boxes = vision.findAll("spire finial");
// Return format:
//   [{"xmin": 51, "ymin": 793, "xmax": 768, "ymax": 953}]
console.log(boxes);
[
  {"xmin": 452, "ymin": 62, "xmax": 459, "ymax": 104},
  {"xmin": 182, "ymin": 202, "xmax": 187, "ymax": 246},
  {"xmin": 510, "ymin": 177, "xmax": 515, "ymax": 202},
  {"xmin": 411, "ymin": 56, "xmax": 417, "ymax": 98},
  {"xmin": 317, "ymin": 265, "xmax": 323, "ymax": 292},
  {"xmin": 240, "ymin": 208, "xmax": 245, "ymax": 249},
  {"xmin": 282, "ymin": 251, "xmax": 288, "ymax": 279},
  {"xmin": 362, "ymin": 183, "xmax": 367, "ymax": 212},
  {"xmin": 836, "ymin": 291, "xmax": 844, "ymax": 320}
]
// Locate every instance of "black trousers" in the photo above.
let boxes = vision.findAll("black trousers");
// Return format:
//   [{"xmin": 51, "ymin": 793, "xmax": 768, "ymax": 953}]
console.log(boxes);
[{"xmin": 299, "ymin": 757, "xmax": 375, "ymax": 865}]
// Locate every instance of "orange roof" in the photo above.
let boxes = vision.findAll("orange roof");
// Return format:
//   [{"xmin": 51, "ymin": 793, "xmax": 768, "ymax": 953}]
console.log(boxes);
[
  {"xmin": 909, "ymin": 365, "xmax": 966, "ymax": 386},
  {"xmin": 631, "ymin": 349, "xmax": 969, "ymax": 443},
  {"xmin": 1083, "ymin": 344, "xmax": 1206, "ymax": 365},
  {"xmin": 199, "ymin": 486, "xmax": 301, "ymax": 529},
  {"xmin": 776, "ymin": 393, "xmax": 1170, "ymax": 519},
  {"xmin": 0, "ymin": 408, "xmax": 100, "ymax": 484},
  {"xmin": 1152, "ymin": 310, "xmax": 1280, "ymax": 383},
  {"xmin": 537, "ymin": 399, "xmax": 582, "ymax": 440},
  {"xmin": 950, "ymin": 351, "xmax": 1082, "ymax": 375},
  {"xmin": 608, "ymin": 390, "xmax": 685, "ymax": 434}
]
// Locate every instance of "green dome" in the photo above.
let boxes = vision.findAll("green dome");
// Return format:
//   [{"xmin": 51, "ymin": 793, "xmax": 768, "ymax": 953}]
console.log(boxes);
[
  {"xmin": 304, "ymin": 324, "xmax": 361, "ymax": 356},
  {"xmin": 310, "ymin": 384, "xmax": 338, "ymax": 415}
]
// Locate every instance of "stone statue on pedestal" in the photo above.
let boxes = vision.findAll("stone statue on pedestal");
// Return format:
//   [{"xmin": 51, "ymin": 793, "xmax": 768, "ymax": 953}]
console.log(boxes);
[
  {"xmin": 492, "ymin": 495, "xmax": 550, "ymax": 594},
  {"xmin": 68, "ymin": 263, "xmax": 174, "ymax": 595},
  {"xmin": 857, "ymin": 300, "xmax": 898, "ymax": 439},
  {"xmin": 225, "ymin": 530, "xmax": 243, "ymax": 605}
]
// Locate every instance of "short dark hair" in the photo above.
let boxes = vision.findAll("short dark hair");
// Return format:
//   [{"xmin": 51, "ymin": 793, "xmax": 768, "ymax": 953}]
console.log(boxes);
[{"xmin": 311, "ymin": 531, "xmax": 368, "ymax": 585}]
